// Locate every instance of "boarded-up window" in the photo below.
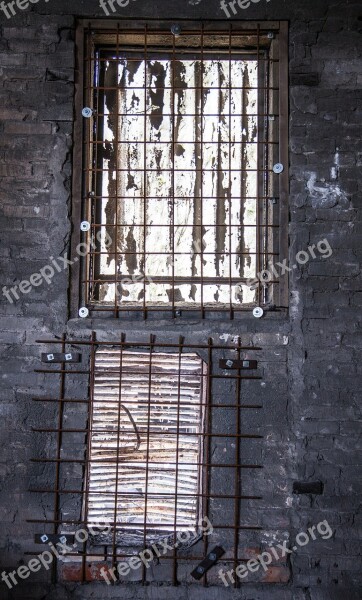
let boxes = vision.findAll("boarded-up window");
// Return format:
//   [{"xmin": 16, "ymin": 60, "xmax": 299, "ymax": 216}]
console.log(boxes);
[
  {"xmin": 86, "ymin": 348, "xmax": 206, "ymax": 546},
  {"xmin": 79, "ymin": 24, "xmax": 288, "ymax": 316}
]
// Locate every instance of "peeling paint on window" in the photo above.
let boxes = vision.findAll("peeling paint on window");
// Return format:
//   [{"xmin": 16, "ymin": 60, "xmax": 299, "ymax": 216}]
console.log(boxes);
[{"xmin": 93, "ymin": 54, "xmax": 262, "ymax": 307}]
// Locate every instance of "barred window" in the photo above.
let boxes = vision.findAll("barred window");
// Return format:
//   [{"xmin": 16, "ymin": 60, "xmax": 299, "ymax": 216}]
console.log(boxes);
[{"xmin": 74, "ymin": 22, "xmax": 288, "ymax": 317}]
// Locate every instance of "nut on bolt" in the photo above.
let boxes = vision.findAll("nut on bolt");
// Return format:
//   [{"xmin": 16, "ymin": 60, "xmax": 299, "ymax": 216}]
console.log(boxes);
[
  {"xmin": 253, "ymin": 307, "xmax": 264, "ymax": 318},
  {"xmin": 40, "ymin": 534, "xmax": 49, "ymax": 543},
  {"xmin": 208, "ymin": 552, "xmax": 217, "ymax": 561},
  {"xmin": 80, "ymin": 221, "xmax": 91, "ymax": 232},
  {"xmin": 59, "ymin": 536, "xmax": 67, "ymax": 544},
  {"xmin": 82, "ymin": 107, "xmax": 93, "ymax": 118},
  {"xmin": 272, "ymin": 163, "xmax": 284, "ymax": 174},
  {"xmin": 196, "ymin": 566, "xmax": 205, "ymax": 574},
  {"xmin": 171, "ymin": 24, "xmax": 181, "ymax": 36}
]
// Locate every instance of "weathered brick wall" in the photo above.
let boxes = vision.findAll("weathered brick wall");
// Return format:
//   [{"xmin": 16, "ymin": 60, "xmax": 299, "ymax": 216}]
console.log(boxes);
[{"xmin": 0, "ymin": 1, "xmax": 361, "ymax": 599}]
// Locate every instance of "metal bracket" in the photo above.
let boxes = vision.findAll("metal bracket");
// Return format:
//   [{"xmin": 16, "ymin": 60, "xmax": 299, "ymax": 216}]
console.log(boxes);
[
  {"xmin": 220, "ymin": 359, "xmax": 258, "ymax": 370},
  {"xmin": 42, "ymin": 353, "xmax": 81, "ymax": 363},
  {"xmin": 293, "ymin": 481, "xmax": 324, "ymax": 495},
  {"xmin": 35, "ymin": 534, "xmax": 75, "ymax": 545},
  {"xmin": 191, "ymin": 546, "xmax": 225, "ymax": 580}
]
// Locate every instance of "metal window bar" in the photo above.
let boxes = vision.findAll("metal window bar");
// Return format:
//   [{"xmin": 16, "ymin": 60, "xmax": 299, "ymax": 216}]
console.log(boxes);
[
  {"xmin": 75, "ymin": 22, "xmax": 288, "ymax": 319},
  {"xmin": 29, "ymin": 333, "xmax": 264, "ymax": 586}
]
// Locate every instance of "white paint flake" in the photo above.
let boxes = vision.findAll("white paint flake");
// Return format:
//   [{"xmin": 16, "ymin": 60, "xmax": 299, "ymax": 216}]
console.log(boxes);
[{"xmin": 306, "ymin": 171, "xmax": 348, "ymax": 208}]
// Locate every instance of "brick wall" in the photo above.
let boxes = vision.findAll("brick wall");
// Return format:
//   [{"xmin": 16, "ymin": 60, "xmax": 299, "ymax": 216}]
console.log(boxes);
[{"xmin": 0, "ymin": 1, "xmax": 361, "ymax": 599}]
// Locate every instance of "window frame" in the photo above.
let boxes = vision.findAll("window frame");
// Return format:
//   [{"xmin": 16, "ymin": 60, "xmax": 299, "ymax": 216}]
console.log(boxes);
[{"xmin": 71, "ymin": 20, "xmax": 289, "ymax": 319}]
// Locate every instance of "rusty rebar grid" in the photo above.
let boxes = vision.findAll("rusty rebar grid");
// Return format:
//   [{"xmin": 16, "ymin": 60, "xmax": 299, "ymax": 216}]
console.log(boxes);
[{"xmin": 30, "ymin": 332, "xmax": 264, "ymax": 585}]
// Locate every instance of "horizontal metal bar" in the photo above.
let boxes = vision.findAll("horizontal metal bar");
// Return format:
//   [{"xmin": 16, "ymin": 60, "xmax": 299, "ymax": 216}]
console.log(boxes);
[
  {"xmin": 35, "ymin": 369, "xmax": 262, "ymax": 381},
  {"xmin": 32, "ymin": 397, "xmax": 262, "ymax": 409},
  {"xmin": 83, "ymin": 304, "xmax": 282, "ymax": 313},
  {"xmin": 36, "ymin": 340, "xmax": 261, "ymax": 350},
  {"xmin": 31, "ymin": 458, "xmax": 262, "ymax": 465},
  {"xmin": 26, "ymin": 519, "xmax": 262, "ymax": 530},
  {"xmin": 23, "ymin": 551, "xmax": 260, "ymax": 561},
  {"xmin": 30, "ymin": 456, "xmax": 263, "ymax": 467},
  {"xmin": 29, "ymin": 489, "xmax": 262, "ymax": 500}
]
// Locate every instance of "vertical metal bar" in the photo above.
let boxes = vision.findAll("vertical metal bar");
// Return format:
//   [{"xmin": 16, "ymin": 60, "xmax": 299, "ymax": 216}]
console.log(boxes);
[
  {"xmin": 171, "ymin": 29, "xmax": 176, "ymax": 317},
  {"xmin": 256, "ymin": 25, "xmax": 262, "ymax": 307},
  {"xmin": 111, "ymin": 333, "xmax": 126, "ymax": 577},
  {"xmin": 200, "ymin": 24, "xmax": 205, "ymax": 319},
  {"xmin": 142, "ymin": 333, "xmax": 155, "ymax": 584},
  {"xmin": 264, "ymin": 39, "xmax": 271, "ymax": 303},
  {"xmin": 82, "ymin": 331, "xmax": 97, "ymax": 582},
  {"xmin": 114, "ymin": 25, "xmax": 120, "ymax": 318},
  {"xmin": 228, "ymin": 24, "xmax": 234, "ymax": 320},
  {"xmin": 142, "ymin": 26, "xmax": 148, "ymax": 320},
  {"xmin": 51, "ymin": 333, "xmax": 66, "ymax": 584},
  {"xmin": 278, "ymin": 22, "xmax": 289, "ymax": 308},
  {"xmin": 172, "ymin": 335, "xmax": 184, "ymax": 585},
  {"xmin": 202, "ymin": 337, "xmax": 213, "ymax": 586},
  {"xmin": 233, "ymin": 336, "xmax": 242, "ymax": 587}
]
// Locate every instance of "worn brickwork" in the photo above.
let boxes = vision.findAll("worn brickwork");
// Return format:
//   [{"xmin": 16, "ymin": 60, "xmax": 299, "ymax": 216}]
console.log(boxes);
[{"xmin": 0, "ymin": 1, "xmax": 361, "ymax": 599}]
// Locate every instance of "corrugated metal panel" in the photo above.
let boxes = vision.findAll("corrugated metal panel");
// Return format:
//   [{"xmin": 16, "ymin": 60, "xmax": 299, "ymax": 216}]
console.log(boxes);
[{"xmin": 87, "ymin": 348, "xmax": 206, "ymax": 544}]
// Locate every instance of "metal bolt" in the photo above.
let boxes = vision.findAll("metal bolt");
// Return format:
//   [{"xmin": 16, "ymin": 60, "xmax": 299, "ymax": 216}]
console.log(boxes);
[
  {"xmin": 267, "ymin": 32, "xmax": 275, "ymax": 39},
  {"xmin": 47, "ymin": 354, "xmax": 54, "ymax": 361},
  {"xmin": 268, "ymin": 115, "xmax": 275, "ymax": 121},
  {"xmin": 65, "ymin": 353, "xmax": 72, "ymax": 361},
  {"xmin": 82, "ymin": 107, "xmax": 93, "ymax": 118},
  {"xmin": 175, "ymin": 309, "xmax": 182, "ymax": 317},
  {"xmin": 59, "ymin": 536, "xmax": 67, "ymax": 544},
  {"xmin": 41, "ymin": 534, "xmax": 49, "ymax": 543},
  {"xmin": 79, "ymin": 307, "xmax": 89, "ymax": 318},
  {"xmin": 273, "ymin": 163, "xmax": 284, "ymax": 174},
  {"xmin": 88, "ymin": 191, "xmax": 95, "ymax": 197},
  {"xmin": 80, "ymin": 221, "xmax": 91, "ymax": 232},
  {"xmin": 171, "ymin": 24, "xmax": 181, "ymax": 36},
  {"xmin": 253, "ymin": 307, "xmax": 264, "ymax": 318},
  {"xmin": 226, "ymin": 359, "xmax": 233, "ymax": 368},
  {"xmin": 196, "ymin": 566, "xmax": 205, "ymax": 574},
  {"xmin": 208, "ymin": 552, "xmax": 217, "ymax": 561},
  {"xmin": 270, "ymin": 197, "xmax": 278, "ymax": 204},
  {"xmin": 243, "ymin": 361, "xmax": 250, "ymax": 368}
]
